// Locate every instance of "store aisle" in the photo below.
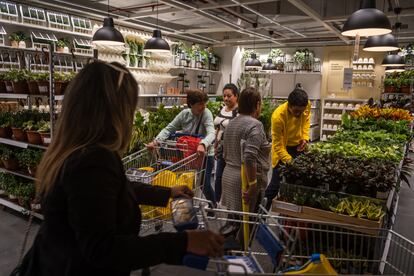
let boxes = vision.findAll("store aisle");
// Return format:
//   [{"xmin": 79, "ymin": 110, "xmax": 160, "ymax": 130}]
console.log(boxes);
[{"xmin": 393, "ymin": 182, "xmax": 414, "ymax": 241}]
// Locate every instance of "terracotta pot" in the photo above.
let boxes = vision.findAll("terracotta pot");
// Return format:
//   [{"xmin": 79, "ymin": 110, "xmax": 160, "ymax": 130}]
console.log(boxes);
[
  {"xmin": 0, "ymin": 127, "xmax": 12, "ymax": 138},
  {"xmin": 0, "ymin": 81, "xmax": 6, "ymax": 93},
  {"xmin": 384, "ymin": 85, "xmax": 396, "ymax": 93},
  {"xmin": 401, "ymin": 85, "xmax": 411, "ymax": 94},
  {"xmin": 11, "ymin": 81, "xmax": 29, "ymax": 94},
  {"xmin": 28, "ymin": 166, "xmax": 37, "ymax": 176},
  {"xmin": 3, "ymin": 158, "xmax": 19, "ymax": 170},
  {"xmin": 37, "ymin": 81, "xmax": 49, "ymax": 95},
  {"xmin": 12, "ymin": 128, "xmax": 27, "ymax": 141},
  {"xmin": 55, "ymin": 81, "xmax": 68, "ymax": 95},
  {"xmin": 4, "ymin": 81, "xmax": 13, "ymax": 93},
  {"xmin": 27, "ymin": 81, "xmax": 39, "ymax": 95},
  {"xmin": 10, "ymin": 40, "xmax": 19, "ymax": 48},
  {"xmin": 26, "ymin": 131, "xmax": 42, "ymax": 145},
  {"xmin": 39, "ymin": 132, "xmax": 51, "ymax": 145},
  {"xmin": 56, "ymin": 47, "xmax": 65, "ymax": 53}
]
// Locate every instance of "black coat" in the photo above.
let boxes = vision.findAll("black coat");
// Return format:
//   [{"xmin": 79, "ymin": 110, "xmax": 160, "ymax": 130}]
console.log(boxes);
[{"xmin": 20, "ymin": 146, "xmax": 187, "ymax": 276}]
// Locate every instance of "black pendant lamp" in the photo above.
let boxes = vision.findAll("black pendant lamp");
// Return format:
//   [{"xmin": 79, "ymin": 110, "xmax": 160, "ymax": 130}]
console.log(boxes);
[
  {"xmin": 144, "ymin": 0, "xmax": 170, "ymax": 53},
  {"xmin": 363, "ymin": 34, "xmax": 399, "ymax": 52},
  {"xmin": 245, "ymin": 23, "xmax": 261, "ymax": 70},
  {"xmin": 381, "ymin": 54, "xmax": 405, "ymax": 67},
  {"xmin": 385, "ymin": 66, "xmax": 405, "ymax": 73},
  {"xmin": 262, "ymin": 31, "xmax": 277, "ymax": 72},
  {"xmin": 92, "ymin": 0, "xmax": 124, "ymax": 46},
  {"xmin": 341, "ymin": 0, "xmax": 391, "ymax": 37}
]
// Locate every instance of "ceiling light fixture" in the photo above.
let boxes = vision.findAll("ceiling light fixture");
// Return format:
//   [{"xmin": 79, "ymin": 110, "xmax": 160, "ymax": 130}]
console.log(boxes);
[
  {"xmin": 341, "ymin": 0, "xmax": 392, "ymax": 37},
  {"xmin": 363, "ymin": 34, "xmax": 399, "ymax": 52},
  {"xmin": 262, "ymin": 30, "xmax": 277, "ymax": 72},
  {"xmin": 381, "ymin": 53, "xmax": 405, "ymax": 66},
  {"xmin": 245, "ymin": 23, "xmax": 262, "ymax": 70},
  {"xmin": 92, "ymin": 0, "xmax": 124, "ymax": 46},
  {"xmin": 144, "ymin": 0, "xmax": 170, "ymax": 53}
]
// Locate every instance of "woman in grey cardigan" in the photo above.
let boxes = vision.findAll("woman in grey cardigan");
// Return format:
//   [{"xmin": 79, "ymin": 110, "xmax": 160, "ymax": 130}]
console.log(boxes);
[{"xmin": 221, "ymin": 87, "xmax": 271, "ymax": 212}]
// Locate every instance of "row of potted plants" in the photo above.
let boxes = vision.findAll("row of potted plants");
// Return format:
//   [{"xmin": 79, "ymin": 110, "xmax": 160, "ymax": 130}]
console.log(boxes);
[
  {"xmin": 0, "ymin": 110, "xmax": 50, "ymax": 145},
  {"xmin": 0, "ymin": 70, "xmax": 75, "ymax": 95},
  {"xmin": 0, "ymin": 173, "xmax": 37, "ymax": 209},
  {"xmin": 0, "ymin": 146, "xmax": 43, "ymax": 176},
  {"xmin": 384, "ymin": 70, "xmax": 414, "ymax": 93},
  {"xmin": 8, "ymin": 31, "xmax": 72, "ymax": 53},
  {"xmin": 279, "ymin": 106, "xmax": 412, "ymax": 219}
]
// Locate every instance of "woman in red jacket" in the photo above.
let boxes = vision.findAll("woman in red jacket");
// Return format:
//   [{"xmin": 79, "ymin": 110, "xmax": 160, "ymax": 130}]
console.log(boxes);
[{"xmin": 18, "ymin": 61, "xmax": 223, "ymax": 276}]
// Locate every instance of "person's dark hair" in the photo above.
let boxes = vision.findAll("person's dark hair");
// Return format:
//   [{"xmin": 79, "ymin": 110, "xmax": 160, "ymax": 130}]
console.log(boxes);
[
  {"xmin": 288, "ymin": 88, "xmax": 308, "ymax": 107},
  {"xmin": 238, "ymin": 87, "xmax": 261, "ymax": 115},
  {"xmin": 223, "ymin": 83, "xmax": 239, "ymax": 97},
  {"xmin": 187, "ymin": 89, "xmax": 209, "ymax": 107}
]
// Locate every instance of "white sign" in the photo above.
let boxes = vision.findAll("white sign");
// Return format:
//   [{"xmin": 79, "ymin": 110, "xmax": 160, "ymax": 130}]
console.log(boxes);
[{"xmin": 343, "ymin": 68, "xmax": 353, "ymax": 90}]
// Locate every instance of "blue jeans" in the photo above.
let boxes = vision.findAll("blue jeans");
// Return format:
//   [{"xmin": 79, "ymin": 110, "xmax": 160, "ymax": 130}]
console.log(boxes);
[
  {"xmin": 214, "ymin": 155, "xmax": 226, "ymax": 202},
  {"xmin": 202, "ymin": 156, "xmax": 216, "ymax": 204},
  {"xmin": 265, "ymin": 146, "xmax": 302, "ymax": 210}
]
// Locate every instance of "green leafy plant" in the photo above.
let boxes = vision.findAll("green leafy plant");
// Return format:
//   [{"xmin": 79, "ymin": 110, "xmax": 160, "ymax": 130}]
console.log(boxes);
[
  {"xmin": 8, "ymin": 31, "xmax": 28, "ymax": 42},
  {"xmin": 16, "ymin": 149, "xmax": 43, "ymax": 168},
  {"xmin": 206, "ymin": 101, "xmax": 223, "ymax": 118},
  {"xmin": 0, "ymin": 112, "xmax": 12, "ymax": 128},
  {"xmin": 22, "ymin": 120, "xmax": 38, "ymax": 131},
  {"xmin": 37, "ymin": 120, "xmax": 50, "ymax": 132},
  {"xmin": 242, "ymin": 49, "xmax": 258, "ymax": 61},
  {"xmin": 3, "ymin": 70, "xmax": 28, "ymax": 82},
  {"xmin": 268, "ymin": 48, "xmax": 284, "ymax": 62},
  {"xmin": 0, "ymin": 146, "xmax": 15, "ymax": 161},
  {"xmin": 258, "ymin": 98, "xmax": 277, "ymax": 139},
  {"xmin": 56, "ymin": 38, "xmax": 70, "ymax": 48}
]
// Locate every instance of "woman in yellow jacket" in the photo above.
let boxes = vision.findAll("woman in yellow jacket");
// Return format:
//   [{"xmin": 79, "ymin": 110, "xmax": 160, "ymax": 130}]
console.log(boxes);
[{"xmin": 264, "ymin": 87, "xmax": 311, "ymax": 209}]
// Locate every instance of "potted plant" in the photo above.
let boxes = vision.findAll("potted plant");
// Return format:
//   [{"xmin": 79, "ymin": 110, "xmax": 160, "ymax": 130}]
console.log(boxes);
[
  {"xmin": 384, "ymin": 78, "xmax": 397, "ymax": 93},
  {"xmin": 0, "ymin": 173, "xmax": 7, "ymax": 195},
  {"xmin": 0, "ymin": 112, "xmax": 12, "ymax": 138},
  {"xmin": 1, "ymin": 146, "xmax": 19, "ymax": 170},
  {"xmin": 293, "ymin": 49, "xmax": 314, "ymax": 71},
  {"xmin": 26, "ymin": 72, "xmax": 40, "ymax": 95},
  {"xmin": 16, "ymin": 183, "xmax": 35, "ymax": 208},
  {"xmin": 17, "ymin": 149, "xmax": 43, "ymax": 176},
  {"xmin": 399, "ymin": 73, "xmax": 411, "ymax": 93},
  {"xmin": 36, "ymin": 72, "xmax": 49, "ymax": 95},
  {"xmin": 10, "ymin": 110, "xmax": 33, "ymax": 141},
  {"xmin": 3, "ymin": 69, "xmax": 29, "ymax": 94},
  {"xmin": 8, "ymin": 31, "xmax": 28, "ymax": 48},
  {"xmin": 23, "ymin": 120, "xmax": 42, "ymax": 144},
  {"xmin": 53, "ymin": 71, "xmax": 74, "ymax": 95},
  {"xmin": 37, "ymin": 120, "xmax": 51, "ymax": 145},
  {"xmin": 5, "ymin": 176, "xmax": 18, "ymax": 201},
  {"xmin": 56, "ymin": 38, "xmax": 70, "ymax": 53}
]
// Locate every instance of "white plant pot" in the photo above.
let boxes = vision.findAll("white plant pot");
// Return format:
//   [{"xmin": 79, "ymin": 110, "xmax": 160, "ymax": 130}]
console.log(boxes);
[
  {"xmin": 63, "ymin": 46, "xmax": 69, "ymax": 53},
  {"xmin": 18, "ymin": 41, "xmax": 26, "ymax": 48}
]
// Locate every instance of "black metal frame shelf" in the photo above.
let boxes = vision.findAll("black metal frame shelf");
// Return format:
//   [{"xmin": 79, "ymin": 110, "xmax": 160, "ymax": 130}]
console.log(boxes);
[
  {"xmin": 0, "ymin": 197, "xmax": 43, "ymax": 220},
  {"xmin": 0, "ymin": 167, "xmax": 36, "ymax": 181},
  {"xmin": 0, "ymin": 137, "xmax": 47, "ymax": 150}
]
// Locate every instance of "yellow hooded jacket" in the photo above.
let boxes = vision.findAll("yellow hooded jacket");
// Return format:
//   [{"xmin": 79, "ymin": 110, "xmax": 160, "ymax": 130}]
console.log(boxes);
[{"xmin": 271, "ymin": 101, "xmax": 311, "ymax": 168}]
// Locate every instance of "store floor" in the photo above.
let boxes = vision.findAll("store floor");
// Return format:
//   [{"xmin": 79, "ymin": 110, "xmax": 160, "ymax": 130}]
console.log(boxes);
[{"xmin": 1, "ymin": 169, "xmax": 414, "ymax": 276}]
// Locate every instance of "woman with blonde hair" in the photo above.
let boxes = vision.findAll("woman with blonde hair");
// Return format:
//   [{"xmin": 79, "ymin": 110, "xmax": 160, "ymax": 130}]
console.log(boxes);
[{"xmin": 17, "ymin": 61, "xmax": 223, "ymax": 276}]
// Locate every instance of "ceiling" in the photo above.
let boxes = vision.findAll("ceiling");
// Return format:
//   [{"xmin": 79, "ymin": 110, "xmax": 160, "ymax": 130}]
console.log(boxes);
[{"xmin": 29, "ymin": 0, "xmax": 414, "ymax": 48}]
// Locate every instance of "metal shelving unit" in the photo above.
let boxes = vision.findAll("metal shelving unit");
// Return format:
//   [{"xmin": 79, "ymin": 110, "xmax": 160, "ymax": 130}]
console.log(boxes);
[
  {"xmin": 0, "ymin": 167, "xmax": 36, "ymax": 181},
  {"xmin": 0, "ymin": 198, "xmax": 43, "ymax": 220}
]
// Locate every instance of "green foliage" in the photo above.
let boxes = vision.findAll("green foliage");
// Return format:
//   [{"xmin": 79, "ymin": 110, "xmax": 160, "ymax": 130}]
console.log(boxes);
[
  {"xmin": 0, "ymin": 146, "xmax": 17, "ymax": 161},
  {"xmin": 331, "ymin": 198, "xmax": 385, "ymax": 221},
  {"xmin": 258, "ymin": 98, "xmax": 277, "ymax": 139},
  {"xmin": 268, "ymin": 48, "xmax": 284, "ymax": 62},
  {"xmin": 16, "ymin": 149, "xmax": 43, "ymax": 167},
  {"xmin": 342, "ymin": 114, "xmax": 411, "ymax": 136},
  {"xmin": 3, "ymin": 69, "xmax": 28, "ymax": 82},
  {"xmin": 23, "ymin": 120, "xmax": 38, "ymax": 131},
  {"xmin": 8, "ymin": 31, "xmax": 28, "ymax": 42},
  {"xmin": 15, "ymin": 183, "xmax": 36, "ymax": 204},
  {"xmin": 293, "ymin": 48, "xmax": 314, "ymax": 65},
  {"xmin": 56, "ymin": 38, "xmax": 70, "ymax": 48},
  {"xmin": 11, "ymin": 110, "xmax": 49, "ymax": 128},
  {"xmin": 242, "ymin": 49, "xmax": 258, "ymax": 61},
  {"xmin": 0, "ymin": 112, "xmax": 12, "ymax": 128},
  {"xmin": 206, "ymin": 101, "xmax": 223, "ymax": 118},
  {"xmin": 37, "ymin": 120, "xmax": 50, "ymax": 132}
]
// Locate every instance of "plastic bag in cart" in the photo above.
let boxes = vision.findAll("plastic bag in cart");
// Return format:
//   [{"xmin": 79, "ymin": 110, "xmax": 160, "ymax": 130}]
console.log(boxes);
[
  {"xmin": 176, "ymin": 136, "xmax": 204, "ymax": 169},
  {"xmin": 171, "ymin": 198, "xmax": 199, "ymax": 232}
]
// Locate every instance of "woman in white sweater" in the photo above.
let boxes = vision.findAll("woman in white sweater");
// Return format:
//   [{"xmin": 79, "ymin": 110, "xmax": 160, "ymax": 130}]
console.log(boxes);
[{"xmin": 213, "ymin": 83, "xmax": 239, "ymax": 202}]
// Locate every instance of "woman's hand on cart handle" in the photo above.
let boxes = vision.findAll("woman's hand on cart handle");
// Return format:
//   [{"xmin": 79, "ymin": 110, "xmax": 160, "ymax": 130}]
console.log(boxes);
[
  {"xmin": 186, "ymin": 230, "xmax": 225, "ymax": 258},
  {"xmin": 146, "ymin": 141, "xmax": 158, "ymax": 150},
  {"xmin": 171, "ymin": 185, "xmax": 194, "ymax": 199},
  {"xmin": 197, "ymin": 144, "xmax": 206, "ymax": 156}
]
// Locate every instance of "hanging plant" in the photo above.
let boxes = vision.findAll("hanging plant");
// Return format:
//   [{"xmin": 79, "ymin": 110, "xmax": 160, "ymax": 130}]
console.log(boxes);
[
  {"xmin": 242, "ymin": 49, "xmax": 258, "ymax": 62},
  {"xmin": 268, "ymin": 48, "xmax": 284, "ymax": 62}
]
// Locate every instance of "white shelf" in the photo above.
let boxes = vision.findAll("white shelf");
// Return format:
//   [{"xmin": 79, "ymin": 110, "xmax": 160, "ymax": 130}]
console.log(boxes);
[
  {"xmin": 353, "ymin": 69, "xmax": 375, "ymax": 72},
  {"xmin": 0, "ymin": 167, "xmax": 36, "ymax": 181},
  {"xmin": 0, "ymin": 198, "xmax": 43, "ymax": 220},
  {"xmin": 323, "ymin": 117, "xmax": 342, "ymax": 121},
  {"xmin": 0, "ymin": 93, "xmax": 29, "ymax": 99},
  {"xmin": 245, "ymin": 71, "xmax": 322, "ymax": 75},
  {"xmin": 170, "ymin": 66, "xmax": 221, "ymax": 74},
  {"xmin": 0, "ymin": 45, "xmax": 92, "ymax": 57},
  {"xmin": 0, "ymin": 18, "xmax": 92, "ymax": 38},
  {"xmin": 352, "ymin": 62, "xmax": 375, "ymax": 65},
  {"xmin": 0, "ymin": 138, "xmax": 47, "ymax": 150},
  {"xmin": 324, "ymin": 98, "xmax": 367, "ymax": 103},
  {"xmin": 322, "ymin": 128, "xmax": 337, "ymax": 132}
]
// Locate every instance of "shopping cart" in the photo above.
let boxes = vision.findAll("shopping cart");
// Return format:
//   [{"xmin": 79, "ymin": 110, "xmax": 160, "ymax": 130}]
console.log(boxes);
[
  {"xmin": 122, "ymin": 139, "xmax": 207, "ymax": 231},
  {"xmin": 197, "ymin": 203, "xmax": 414, "ymax": 275}
]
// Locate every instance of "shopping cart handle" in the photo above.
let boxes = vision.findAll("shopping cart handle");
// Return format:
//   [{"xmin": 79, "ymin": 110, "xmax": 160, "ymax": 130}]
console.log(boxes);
[
  {"xmin": 182, "ymin": 254, "xmax": 209, "ymax": 270},
  {"xmin": 169, "ymin": 133, "xmax": 205, "ymax": 139}
]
